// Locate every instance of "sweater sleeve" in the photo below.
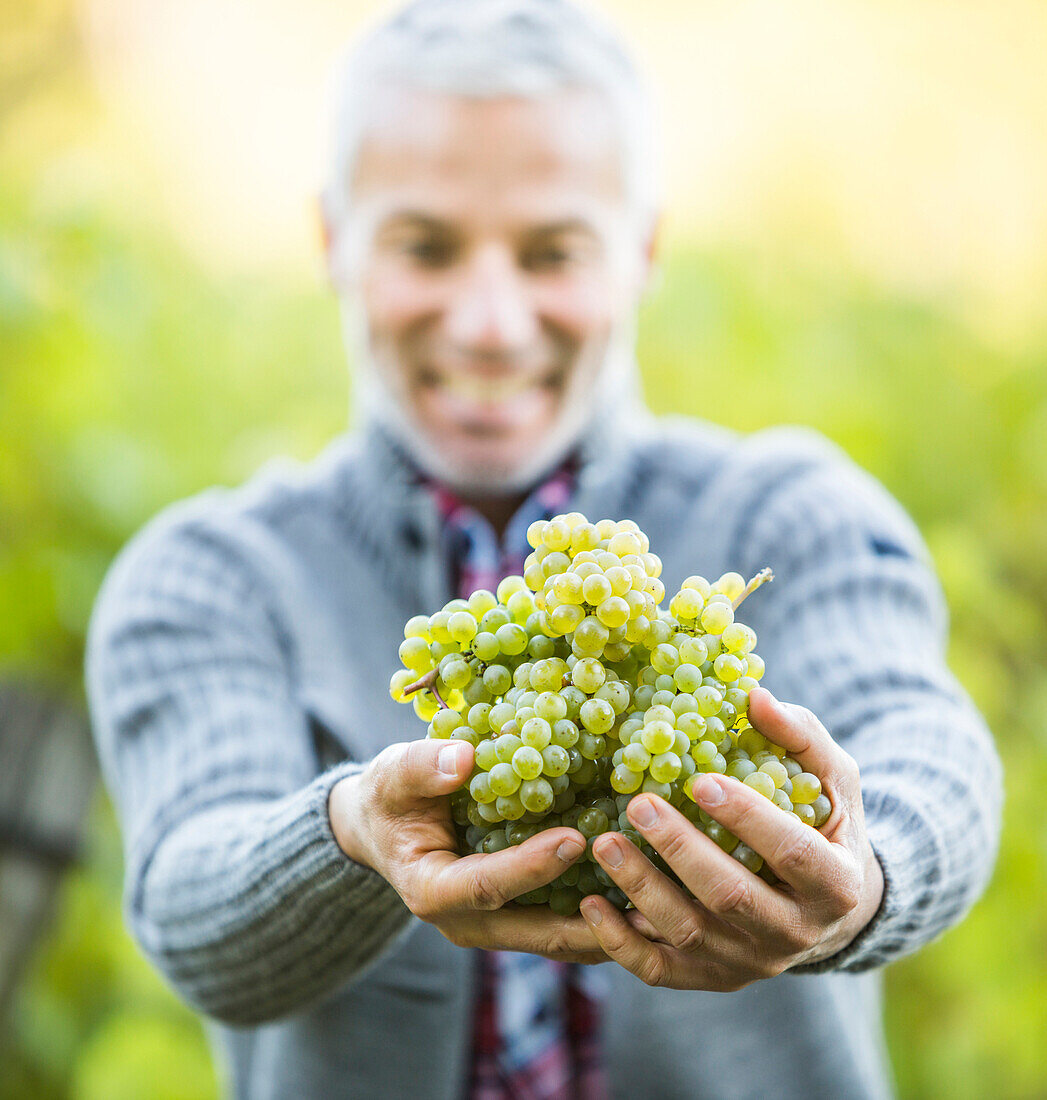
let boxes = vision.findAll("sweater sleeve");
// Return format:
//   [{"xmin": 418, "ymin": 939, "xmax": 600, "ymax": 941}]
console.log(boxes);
[
  {"xmin": 85, "ymin": 514, "xmax": 412, "ymax": 1025},
  {"xmin": 727, "ymin": 429, "xmax": 1002, "ymax": 973}
]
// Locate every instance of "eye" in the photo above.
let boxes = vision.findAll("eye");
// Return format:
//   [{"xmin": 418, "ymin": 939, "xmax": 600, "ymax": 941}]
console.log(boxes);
[
  {"xmin": 523, "ymin": 245, "xmax": 575, "ymax": 272},
  {"xmin": 403, "ymin": 238, "xmax": 456, "ymax": 267}
]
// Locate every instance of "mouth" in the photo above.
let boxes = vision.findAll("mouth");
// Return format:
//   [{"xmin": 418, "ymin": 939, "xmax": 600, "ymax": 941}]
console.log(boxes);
[
  {"xmin": 415, "ymin": 363, "xmax": 567, "ymax": 436},
  {"xmin": 417, "ymin": 365, "xmax": 566, "ymax": 404}
]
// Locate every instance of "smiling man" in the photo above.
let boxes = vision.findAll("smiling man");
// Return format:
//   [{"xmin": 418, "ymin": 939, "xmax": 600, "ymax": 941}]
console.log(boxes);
[
  {"xmin": 327, "ymin": 75, "xmax": 651, "ymax": 514},
  {"xmin": 86, "ymin": 2, "xmax": 1001, "ymax": 1099}
]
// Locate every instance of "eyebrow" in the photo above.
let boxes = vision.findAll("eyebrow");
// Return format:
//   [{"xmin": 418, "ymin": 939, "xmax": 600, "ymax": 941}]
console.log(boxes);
[{"xmin": 375, "ymin": 210, "xmax": 602, "ymax": 240}]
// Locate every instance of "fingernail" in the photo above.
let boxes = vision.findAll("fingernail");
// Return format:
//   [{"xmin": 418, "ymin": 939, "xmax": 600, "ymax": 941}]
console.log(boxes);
[
  {"xmin": 557, "ymin": 837, "xmax": 584, "ymax": 863},
  {"xmin": 629, "ymin": 797, "xmax": 659, "ymax": 829},
  {"xmin": 582, "ymin": 901, "xmax": 603, "ymax": 926},
  {"xmin": 595, "ymin": 836, "xmax": 624, "ymax": 869},
  {"xmin": 439, "ymin": 744, "xmax": 463, "ymax": 775},
  {"xmin": 693, "ymin": 776, "xmax": 725, "ymax": 806}
]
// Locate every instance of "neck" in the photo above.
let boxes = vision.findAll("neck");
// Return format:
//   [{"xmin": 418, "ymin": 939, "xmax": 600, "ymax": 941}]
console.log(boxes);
[{"xmin": 454, "ymin": 490, "xmax": 529, "ymax": 540}]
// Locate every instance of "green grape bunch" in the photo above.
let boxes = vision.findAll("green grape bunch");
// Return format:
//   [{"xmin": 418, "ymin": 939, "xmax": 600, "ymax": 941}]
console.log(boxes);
[{"xmin": 389, "ymin": 512, "xmax": 832, "ymax": 915}]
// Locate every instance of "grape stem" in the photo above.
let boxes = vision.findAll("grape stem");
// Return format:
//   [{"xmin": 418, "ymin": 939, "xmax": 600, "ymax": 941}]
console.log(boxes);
[
  {"xmin": 733, "ymin": 567, "xmax": 774, "ymax": 610},
  {"xmin": 401, "ymin": 669, "xmax": 452, "ymax": 709}
]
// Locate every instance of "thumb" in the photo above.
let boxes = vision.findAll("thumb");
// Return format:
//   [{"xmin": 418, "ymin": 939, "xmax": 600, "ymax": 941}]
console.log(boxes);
[{"xmin": 376, "ymin": 737, "xmax": 474, "ymax": 808}]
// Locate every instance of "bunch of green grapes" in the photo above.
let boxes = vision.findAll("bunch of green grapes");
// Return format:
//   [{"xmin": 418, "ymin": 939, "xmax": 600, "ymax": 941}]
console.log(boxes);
[{"xmin": 389, "ymin": 512, "xmax": 831, "ymax": 913}]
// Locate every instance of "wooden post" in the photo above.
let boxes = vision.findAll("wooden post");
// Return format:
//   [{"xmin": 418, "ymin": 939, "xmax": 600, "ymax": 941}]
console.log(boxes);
[{"xmin": 0, "ymin": 682, "xmax": 98, "ymax": 1023}]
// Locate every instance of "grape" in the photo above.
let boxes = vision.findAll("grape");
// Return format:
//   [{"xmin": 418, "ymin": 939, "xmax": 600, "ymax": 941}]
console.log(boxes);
[
  {"xmin": 743, "ymin": 771, "xmax": 776, "ymax": 800},
  {"xmin": 389, "ymin": 668, "xmax": 415, "ymax": 701},
  {"xmin": 705, "ymin": 821, "xmax": 738, "ymax": 853},
  {"xmin": 811, "ymin": 794, "xmax": 833, "ymax": 826},
  {"xmin": 469, "ymin": 773, "xmax": 495, "ymax": 804},
  {"xmin": 726, "ymin": 757, "xmax": 757, "ymax": 781},
  {"xmin": 483, "ymin": 664, "xmax": 512, "ymax": 695},
  {"xmin": 490, "ymin": 762, "xmax": 522, "ymax": 795},
  {"xmin": 669, "ymin": 588, "xmax": 703, "ymax": 621},
  {"xmin": 649, "ymin": 752, "xmax": 682, "ymax": 783},
  {"xmin": 610, "ymin": 764, "xmax": 643, "ymax": 793},
  {"xmin": 468, "ymin": 703, "xmax": 492, "ymax": 733},
  {"xmin": 790, "ymin": 772, "xmax": 822, "ymax": 804},
  {"xmin": 572, "ymin": 657, "xmax": 606, "ymax": 694},
  {"xmin": 577, "ymin": 733, "xmax": 608, "ymax": 760},
  {"xmin": 494, "ymin": 733, "xmax": 522, "ymax": 763},
  {"xmin": 399, "ymin": 637, "xmax": 433, "ymax": 671},
  {"xmin": 475, "ymin": 738, "xmax": 499, "ymax": 771},
  {"xmin": 673, "ymin": 663, "xmax": 702, "ymax": 693},
  {"xmin": 641, "ymin": 721, "xmax": 675, "ymax": 755},
  {"xmin": 713, "ymin": 653, "xmax": 746, "ymax": 682},
  {"xmin": 390, "ymin": 514, "xmax": 830, "ymax": 910},
  {"xmin": 579, "ymin": 698, "xmax": 615, "ymax": 734},
  {"xmin": 759, "ymin": 759, "xmax": 789, "ymax": 789},
  {"xmin": 793, "ymin": 802, "xmax": 817, "ymax": 827},
  {"xmin": 541, "ymin": 744, "xmax": 570, "ymax": 777},
  {"xmin": 432, "ymin": 709, "xmax": 464, "ymax": 737},
  {"xmin": 676, "ymin": 712, "xmax": 706, "ymax": 740},
  {"xmin": 577, "ymin": 808, "xmax": 610, "ymax": 838},
  {"xmin": 772, "ymin": 789, "xmax": 793, "ymax": 813},
  {"xmin": 732, "ymin": 843, "xmax": 763, "ymax": 873},
  {"xmin": 496, "ymin": 623, "xmax": 529, "ymax": 655},
  {"xmin": 520, "ymin": 778, "xmax": 555, "ymax": 814},
  {"xmin": 496, "ymin": 793, "xmax": 526, "ymax": 821},
  {"xmin": 482, "ymin": 830, "xmax": 511, "ymax": 854}
]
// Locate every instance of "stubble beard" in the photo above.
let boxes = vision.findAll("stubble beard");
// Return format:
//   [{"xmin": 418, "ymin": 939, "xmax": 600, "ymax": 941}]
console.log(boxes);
[{"xmin": 338, "ymin": 297, "xmax": 641, "ymax": 496}]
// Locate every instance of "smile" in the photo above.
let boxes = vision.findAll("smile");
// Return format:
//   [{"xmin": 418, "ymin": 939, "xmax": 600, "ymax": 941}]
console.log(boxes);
[{"xmin": 418, "ymin": 367, "xmax": 566, "ymax": 402}]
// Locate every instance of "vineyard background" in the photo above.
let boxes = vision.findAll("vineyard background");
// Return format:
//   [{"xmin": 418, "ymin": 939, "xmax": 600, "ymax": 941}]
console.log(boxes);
[{"xmin": 3, "ymin": 1, "xmax": 1046, "ymax": 1097}]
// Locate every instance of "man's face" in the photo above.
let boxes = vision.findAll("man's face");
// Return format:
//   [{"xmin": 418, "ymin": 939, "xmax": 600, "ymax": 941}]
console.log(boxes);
[{"xmin": 326, "ymin": 86, "xmax": 653, "ymax": 493}]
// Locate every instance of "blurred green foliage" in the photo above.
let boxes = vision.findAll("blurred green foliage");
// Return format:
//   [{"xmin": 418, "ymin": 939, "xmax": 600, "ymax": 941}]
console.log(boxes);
[{"xmin": 3, "ymin": 173, "xmax": 1045, "ymax": 1100}]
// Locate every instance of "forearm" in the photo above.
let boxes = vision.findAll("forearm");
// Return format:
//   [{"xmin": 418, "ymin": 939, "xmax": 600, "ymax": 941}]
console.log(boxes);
[
  {"xmin": 730, "ymin": 436, "xmax": 1003, "ymax": 972},
  {"xmin": 129, "ymin": 761, "xmax": 412, "ymax": 1026}
]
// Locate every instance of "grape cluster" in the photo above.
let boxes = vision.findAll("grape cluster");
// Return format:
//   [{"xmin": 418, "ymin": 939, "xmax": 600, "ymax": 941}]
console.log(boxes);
[{"xmin": 390, "ymin": 513, "xmax": 830, "ymax": 914}]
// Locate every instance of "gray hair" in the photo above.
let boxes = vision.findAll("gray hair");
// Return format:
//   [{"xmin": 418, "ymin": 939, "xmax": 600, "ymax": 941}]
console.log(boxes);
[{"xmin": 323, "ymin": 0, "xmax": 660, "ymax": 227}]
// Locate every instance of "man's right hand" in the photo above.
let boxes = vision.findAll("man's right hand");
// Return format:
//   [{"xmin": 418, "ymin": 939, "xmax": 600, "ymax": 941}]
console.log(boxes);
[{"xmin": 328, "ymin": 739, "xmax": 605, "ymax": 963}]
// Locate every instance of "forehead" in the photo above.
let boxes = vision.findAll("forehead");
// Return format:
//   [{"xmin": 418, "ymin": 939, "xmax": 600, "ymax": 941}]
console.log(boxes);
[{"xmin": 349, "ymin": 86, "xmax": 628, "ymax": 224}]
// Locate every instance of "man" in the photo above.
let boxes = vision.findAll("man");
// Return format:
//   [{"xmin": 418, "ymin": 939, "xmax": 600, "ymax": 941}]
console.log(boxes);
[{"xmin": 86, "ymin": 1, "xmax": 1002, "ymax": 1098}]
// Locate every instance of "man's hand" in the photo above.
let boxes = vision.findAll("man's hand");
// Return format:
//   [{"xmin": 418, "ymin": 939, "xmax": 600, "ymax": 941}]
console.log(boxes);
[
  {"xmin": 577, "ymin": 687, "xmax": 884, "ymax": 988},
  {"xmin": 328, "ymin": 739, "xmax": 605, "ymax": 962}
]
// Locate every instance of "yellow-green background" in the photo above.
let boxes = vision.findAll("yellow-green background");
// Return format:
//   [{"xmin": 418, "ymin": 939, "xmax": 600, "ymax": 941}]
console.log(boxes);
[{"xmin": 2, "ymin": 1, "xmax": 1045, "ymax": 1097}]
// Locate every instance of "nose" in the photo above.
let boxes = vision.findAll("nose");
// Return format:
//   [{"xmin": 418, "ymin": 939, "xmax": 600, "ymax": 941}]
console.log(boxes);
[{"xmin": 443, "ymin": 244, "xmax": 538, "ymax": 355}]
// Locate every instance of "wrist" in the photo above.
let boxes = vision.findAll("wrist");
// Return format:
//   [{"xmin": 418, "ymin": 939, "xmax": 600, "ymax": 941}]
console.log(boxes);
[
  {"xmin": 825, "ymin": 844, "xmax": 885, "ymax": 961},
  {"xmin": 854, "ymin": 844, "xmax": 886, "ymax": 937},
  {"xmin": 328, "ymin": 773, "xmax": 373, "ymax": 869}
]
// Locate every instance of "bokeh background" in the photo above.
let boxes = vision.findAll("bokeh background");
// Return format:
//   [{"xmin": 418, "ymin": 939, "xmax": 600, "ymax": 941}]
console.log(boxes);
[{"xmin": 3, "ymin": 0, "xmax": 1046, "ymax": 1096}]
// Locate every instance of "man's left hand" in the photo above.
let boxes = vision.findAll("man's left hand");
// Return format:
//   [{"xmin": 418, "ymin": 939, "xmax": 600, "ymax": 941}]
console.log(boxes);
[{"xmin": 578, "ymin": 687, "xmax": 884, "ymax": 989}]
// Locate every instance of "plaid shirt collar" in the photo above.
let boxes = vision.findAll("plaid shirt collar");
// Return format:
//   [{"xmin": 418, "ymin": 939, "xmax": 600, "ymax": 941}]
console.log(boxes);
[{"xmin": 427, "ymin": 465, "xmax": 576, "ymax": 595}]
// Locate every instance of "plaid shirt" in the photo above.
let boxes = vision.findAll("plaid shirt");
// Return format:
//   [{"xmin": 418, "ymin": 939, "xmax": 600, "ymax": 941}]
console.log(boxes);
[{"xmin": 428, "ymin": 469, "xmax": 608, "ymax": 1100}]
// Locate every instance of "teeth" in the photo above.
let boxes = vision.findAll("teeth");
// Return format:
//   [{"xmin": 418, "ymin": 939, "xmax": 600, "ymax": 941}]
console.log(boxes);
[{"xmin": 441, "ymin": 374, "xmax": 541, "ymax": 401}]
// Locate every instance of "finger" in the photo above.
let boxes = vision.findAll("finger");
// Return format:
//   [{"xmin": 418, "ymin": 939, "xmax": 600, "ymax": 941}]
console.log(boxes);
[
  {"xmin": 689, "ymin": 774, "xmax": 846, "ymax": 899},
  {"xmin": 578, "ymin": 895, "xmax": 740, "ymax": 990},
  {"xmin": 624, "ymin": 909, "xmax": 669, "ymax": 943},
  {"xmin": 589, "ymin": 831, "xmax": 713, "ymax": 956},
  {"xmin": 532, "ymin": 950, "xmax": 609, "ymax": 966},
  {"xmin": 373, "ymin": 738, "xmax": 475, "ymax": 808},
  {"xmin": 466, "ymin": 907, "xmax": 603, "ymax": 956},
  {"xmin": 418, "ymin": 827, "xmax": 586, "ymax": 916},
  {"xmin": 625, "ymin": 795, "xmax": 795, "ymax": 934},
  {"xmin": 747, "ymin": 688, "xmax": 858, "ymax": 808}
]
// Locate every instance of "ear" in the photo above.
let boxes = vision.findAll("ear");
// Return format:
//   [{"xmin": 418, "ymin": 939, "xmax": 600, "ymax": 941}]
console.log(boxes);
[
  {"xmin": 318, "ymin": 191, "xmax": 338, "ymax": 284},
  {"xmin": 637, "ymin": 209, "xmax": 663, "ymax": 299}
]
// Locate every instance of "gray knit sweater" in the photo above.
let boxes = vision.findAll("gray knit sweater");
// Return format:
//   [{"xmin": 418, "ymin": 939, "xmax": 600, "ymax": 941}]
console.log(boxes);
[{"xmin": 86, "ymin": 413, "xmax": 1002, "ymax": 1100}]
